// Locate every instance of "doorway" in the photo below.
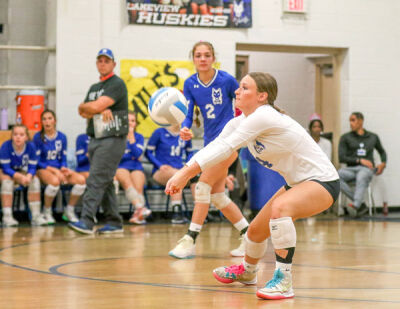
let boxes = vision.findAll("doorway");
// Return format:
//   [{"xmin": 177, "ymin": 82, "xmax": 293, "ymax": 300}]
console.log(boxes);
[{"xmin": 236, "ymin": 43, "xmax": 346, "ymax": 166}]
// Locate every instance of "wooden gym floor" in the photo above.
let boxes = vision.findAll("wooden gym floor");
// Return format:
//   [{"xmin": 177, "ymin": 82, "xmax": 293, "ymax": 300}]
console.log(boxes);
[{"xmin": 0, "ymin": 218, "xmax": 399, "ymax": 308}]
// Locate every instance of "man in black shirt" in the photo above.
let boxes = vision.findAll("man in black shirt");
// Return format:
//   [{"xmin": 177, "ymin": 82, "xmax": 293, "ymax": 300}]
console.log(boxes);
[
  {"xmin": 69, "ymin": 48, "xmax": 128, "ymax": 234},
  {"xmin": 338, "ymin": 112, "xmax": 387, "ymax": 217}
]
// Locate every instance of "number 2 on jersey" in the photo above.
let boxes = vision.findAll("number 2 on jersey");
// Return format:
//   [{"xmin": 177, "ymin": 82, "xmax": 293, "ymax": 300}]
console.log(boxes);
[{"xmin": 205, "ymin": 104, "xmax": 215, "ymax": 119}]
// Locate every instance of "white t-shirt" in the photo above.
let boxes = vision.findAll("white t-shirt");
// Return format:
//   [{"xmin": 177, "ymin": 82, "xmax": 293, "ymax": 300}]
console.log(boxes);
[
  {"xmin": 189, "ymin": 105, "xmax": 339, "ymax": 186},
  {"xmin": 317, "ymin": 137, "xmax": 332, "ymax": 161}
]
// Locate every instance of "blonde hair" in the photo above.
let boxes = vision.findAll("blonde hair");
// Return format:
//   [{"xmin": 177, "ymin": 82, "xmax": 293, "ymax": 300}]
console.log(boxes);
[
  {"xmin": 248, "ymin": 72, "xmax": 284, "ymax": 113},
  {"xmin": 11, "ymin": 124, "xmax": 30, "ymax": 141}
]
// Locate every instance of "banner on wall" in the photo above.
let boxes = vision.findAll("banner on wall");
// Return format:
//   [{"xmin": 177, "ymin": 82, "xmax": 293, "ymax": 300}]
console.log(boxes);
[
  {"xmin": 126, "ymin": 0, "xmax": 252, "ymax": 28},
  {"xmin": 120, "ymin": 59, "xmax": 197, "ymax": 138}
]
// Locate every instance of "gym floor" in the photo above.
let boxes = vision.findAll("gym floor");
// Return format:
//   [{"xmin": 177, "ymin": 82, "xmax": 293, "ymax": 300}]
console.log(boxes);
[{"xmin": 0, "ymin": 218, "xmax": 399, "ymax": 308}]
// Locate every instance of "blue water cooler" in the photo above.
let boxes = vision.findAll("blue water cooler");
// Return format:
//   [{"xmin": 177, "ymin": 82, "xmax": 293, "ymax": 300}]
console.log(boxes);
[{"xmin": 241, "ymin": 148, "xmax": 286, "ymax": 211}]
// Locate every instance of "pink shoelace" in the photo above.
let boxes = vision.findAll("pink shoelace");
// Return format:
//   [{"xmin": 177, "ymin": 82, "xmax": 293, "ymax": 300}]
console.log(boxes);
[{"xmin": 225, "ymin": 264, "xmax": 245, "ymax": 275}]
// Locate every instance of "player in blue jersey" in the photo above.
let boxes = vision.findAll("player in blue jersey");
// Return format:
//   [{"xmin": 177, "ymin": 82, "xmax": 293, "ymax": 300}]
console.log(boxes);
[
  {"xmin": 114, "ymin": 112, "xmax": 150, "ymax": 225},
  {"xmin": 169, "ymin": 41, "xmax": 249, "ymax": 259},
  {"xmin": 145, "ymin": 123, "xmax": 193, "ymax": 224},
  {"xmin": 0, "ymin": 125, "xmax": 47, "ymax": 226},
  {"xmin": 34, "ymin": 110, "xmax": 86, "ymax": 224},
  {"xmin": 75, "ymin": 133, "xmax": 90, "ymax": 180}
]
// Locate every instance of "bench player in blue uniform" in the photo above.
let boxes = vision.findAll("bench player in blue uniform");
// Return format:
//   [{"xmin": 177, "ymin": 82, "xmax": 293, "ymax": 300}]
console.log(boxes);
[
  {"xmin": 33, "ymin": 110, "xmax": 86, "ymax": 224},
  {"xmin": 75, "ymin": 133, "xmax": 90, "ymax": 180},
  {"xmin": 0, "ymin": 125, "xmax": 47, "ymax": 226},
  {"xmin": 115, "ymin": 112, "xmax": 149, "ymax": 224},
  {"xmin": 145, "ymin": 123, "xmax": 193, "ymax": 224}
]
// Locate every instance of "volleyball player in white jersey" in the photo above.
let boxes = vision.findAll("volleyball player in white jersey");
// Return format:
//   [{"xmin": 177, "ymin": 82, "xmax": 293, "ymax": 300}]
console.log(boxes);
[
  {"xmin": 165, "ymin": 72, "xmax": 340, "ymax": 300},
  {"xmin": 169, "ymin": 41, "xmax": 249, "ymax": 259}
]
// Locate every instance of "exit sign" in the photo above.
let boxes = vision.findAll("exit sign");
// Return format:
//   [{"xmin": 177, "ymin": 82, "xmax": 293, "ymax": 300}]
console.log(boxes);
[{"xmin": 283, "ymin": 0, "xmax": 307, "ymax": 13}]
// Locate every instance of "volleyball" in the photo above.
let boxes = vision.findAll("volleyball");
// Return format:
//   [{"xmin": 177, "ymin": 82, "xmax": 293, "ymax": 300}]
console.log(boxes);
[{"xmin": 148, "ymin": 87, "xmax": 188, "ymax": 127}]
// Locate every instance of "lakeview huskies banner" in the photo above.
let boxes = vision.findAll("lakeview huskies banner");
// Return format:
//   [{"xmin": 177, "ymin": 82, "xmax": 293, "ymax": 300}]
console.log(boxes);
[
  {"xmin": 126, "ymin": 0, "xmax": 252, "ymax": 28},
  {"xmin": 120, "ymin": 59, "xmax": 196, "ymax": 137}
]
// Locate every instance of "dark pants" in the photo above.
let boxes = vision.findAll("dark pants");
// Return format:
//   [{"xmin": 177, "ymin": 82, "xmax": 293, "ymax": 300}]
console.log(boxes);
[{"xmin": 80, "ymin": 136, "xmax": 126, "ymax": 229}]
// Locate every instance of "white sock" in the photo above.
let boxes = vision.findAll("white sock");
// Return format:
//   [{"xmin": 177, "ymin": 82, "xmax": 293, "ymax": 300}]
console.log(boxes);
[
  {"xmin": 66, "ymin": 205, "xmax": 74, "ymax": 212},
  {"xmin": 243, "ymin": 259, "xmax": 258, "ymax": 273},
  {"xmin": 2, "ymin": 207, "xmax": 12, "ymax": 216},
  {"xmin": 189, "ymin": 222, "xmax": 202, "ymax": 233},
  {"xmin": 136, "ymin": 194, "xmax": 145, "ymax": 208},
  {"xmin": 171, "ymin": 200, "xmax": 182, "ymax": 206},
  {"xmin": 44, "ymin": 207, "xmax": 52, "ymax": 215},
  {"xmin": 29, "ymin": 201, "xmax": 41, "ymax": 217},
  {"xmin": 233, "ymin": 217, "xmax": 249, "ymax": 231},
  {"xmin": 276, "ymin": 261, "xmax": 292, "ymax": 272}
]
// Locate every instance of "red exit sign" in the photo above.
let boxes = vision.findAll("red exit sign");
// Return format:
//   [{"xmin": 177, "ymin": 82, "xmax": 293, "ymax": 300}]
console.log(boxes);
[{"xmin": 284, "ymin": 0, "xmax": 306, "ymax": 13}]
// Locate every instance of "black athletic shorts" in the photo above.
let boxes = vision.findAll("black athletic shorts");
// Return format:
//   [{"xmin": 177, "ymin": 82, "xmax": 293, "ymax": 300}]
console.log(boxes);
[{"xmin": 285, "ymin": 179, "xmax": 340, "ymax": 203}]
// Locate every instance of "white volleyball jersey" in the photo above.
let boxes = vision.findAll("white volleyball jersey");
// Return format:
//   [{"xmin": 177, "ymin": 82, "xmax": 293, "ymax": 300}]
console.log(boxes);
[{"xmin": 191, "ymin": 105, "xmax": 338, "ymax": 186}]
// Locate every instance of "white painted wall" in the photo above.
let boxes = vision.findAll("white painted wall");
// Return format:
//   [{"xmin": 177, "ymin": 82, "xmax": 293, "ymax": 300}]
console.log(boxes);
[
  {"xmin": 0, "ymin": 0, "xmax": 8, "ymax": 109},
  {"xmin": 242, "ymin": 51, "xmax": 316, "ymax": 128},
  {"xmin": 0, "ymin": 0, "xmax": 48, "ymax": 123},
  {"xmin": 56, "ymin": 0, "xmax": 400, "ymax": 205}
]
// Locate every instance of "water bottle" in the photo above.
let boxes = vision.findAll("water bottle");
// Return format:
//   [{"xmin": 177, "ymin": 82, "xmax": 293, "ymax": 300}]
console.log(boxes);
[
  {"xmin": 16, "ymin": 112, "xmax": 22, "ymax": 124},
  {"xmin": 0, "ymin": 108, "xmax": 8, "ymax": 130}
]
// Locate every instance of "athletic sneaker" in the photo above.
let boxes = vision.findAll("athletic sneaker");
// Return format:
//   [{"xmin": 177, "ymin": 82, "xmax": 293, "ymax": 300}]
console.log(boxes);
[
  {"xmin": 2, "ymin": 215, "xmax": 19, "ymax": 227},
  {"xmin": 68, "ymin": 221, "xmax": 94, "ymax": 234},
  {"xmin": 230, "ymin": 235, "xmax": 245, "ymax": 257},
  {"xmin": 213, "ymin": 263, "xmax": 257, "ymax": 285},
  {"xmin": 97, "ymin": 224, "xmax": 124, "ymax": 234},
  {"xmin": 256, "ymin": 269, "xmax": 294, "ymax": 300},
  {"xmin": 31, "ymin": 214, "xmax": 48, "ymax": 226},
  {"xmin": 43, "ymin": 212, "xmax": 56, "ymax": 225},
  {"xmin": 357, "ymin": 203, "xmax": 369, "ymax": 217},
  {"xmin": 171, "ymin": 205, "xmax": 187, "ymax": 224},
  {"xmin": 168, "ymin": 234, "xmax": 195, "ymax": 259},
  {"xmin": 62, "ymin": 208, "xmax": 79, "ymax": 223},
  {"xmin": 129, "ymin": 207, "xmax": 152, "ymax": 225}
]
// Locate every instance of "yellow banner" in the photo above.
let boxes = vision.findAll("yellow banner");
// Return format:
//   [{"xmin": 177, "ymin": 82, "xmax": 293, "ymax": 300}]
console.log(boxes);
[{"xmin": 120, "ymin": 59, "xmax": 196, "ymax": 138}]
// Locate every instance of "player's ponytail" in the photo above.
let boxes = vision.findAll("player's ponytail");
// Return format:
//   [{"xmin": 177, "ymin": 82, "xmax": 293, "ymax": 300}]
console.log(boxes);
[
  {"xmin": 193, "ymin": 106, "xmax": 201, "ymax": 128},
  {"xmin": 248, "ymin": 72, "xmax": 284, "ymax": 114}
]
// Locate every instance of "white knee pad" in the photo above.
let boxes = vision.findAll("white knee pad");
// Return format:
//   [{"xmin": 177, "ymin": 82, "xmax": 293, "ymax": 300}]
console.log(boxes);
[
  {"xmin": 269, "ymin": 217, "xmax": 296, "ymax": 249},
  {"xmin": 195, "ymin": 181, "xmax": 211, "ymax": 204},
  {"xmin": 210, "ymin": 192, "xmax": 231, "ymax": 210},
  {"xmin": 245, "ymin": 233, "xmax": 268, "ymax": 259},
  {"xmin": 44, "ymin": 184, "xmax": 60, "ymax": 197},
  {"xmin": 71, "ymin": 184, "xmax": 86, "ymax": 196},
  {"xmin": 1, "ymin": 179, "xmax": 14, "ymax": 195},
  {"xmin": 125, "ymin": 187, "xmax": 139, "ymax": 202},
  {"xmin": 28, "ymin": 177, "xmax": 41, "ymax": 193}
]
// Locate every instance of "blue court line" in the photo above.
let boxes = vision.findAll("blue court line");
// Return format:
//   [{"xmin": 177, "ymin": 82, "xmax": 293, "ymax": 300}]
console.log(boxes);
[{"xmin": 1, "ymin": 238, "xmax": 400, "ymax": 304}]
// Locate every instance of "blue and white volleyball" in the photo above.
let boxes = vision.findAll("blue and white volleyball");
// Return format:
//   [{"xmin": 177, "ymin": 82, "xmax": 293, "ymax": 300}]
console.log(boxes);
[{"xmin": 148, "ymin": 87, "xmax": 188, "ymax": 127}]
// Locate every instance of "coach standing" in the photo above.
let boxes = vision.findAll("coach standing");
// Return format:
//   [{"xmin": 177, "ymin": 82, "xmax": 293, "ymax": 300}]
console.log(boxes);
[{"xmin": 69, "ymin": 48, "xmax": 128, "ymax": 234}]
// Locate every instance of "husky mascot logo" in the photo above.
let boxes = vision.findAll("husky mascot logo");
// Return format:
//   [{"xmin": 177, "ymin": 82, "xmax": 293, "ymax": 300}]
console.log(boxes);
[
  {"xmin": 212, "ymin": 88, "xmax": 223, "ymax": 105},
  {"xmin": 234, "ymin": 0, "xmax": 244, "ymax": 18},
  {"xmin": 55, "ymin": 140, "xmax": 62, "ymax": 152},
  {"xmin": 253, "ymin": 140, "xmax": 265, "ymax": 154}
]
